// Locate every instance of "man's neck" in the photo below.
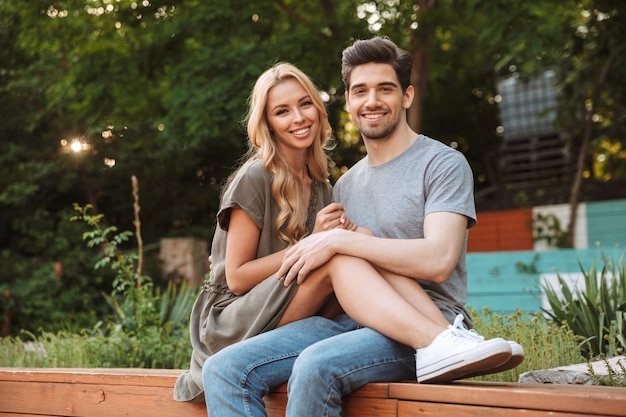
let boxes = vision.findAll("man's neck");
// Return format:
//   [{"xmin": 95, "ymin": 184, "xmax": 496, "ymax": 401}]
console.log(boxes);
[{"xmin": 364, "ymin": 125, "xmax": 419, "ymax": 166}]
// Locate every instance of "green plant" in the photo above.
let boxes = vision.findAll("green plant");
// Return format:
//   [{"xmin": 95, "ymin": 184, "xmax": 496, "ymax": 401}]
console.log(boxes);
[
  {"xmin": 70, "ymin": 176, "xmax": 197, "ymax": 368},
  {"xmin": 533, "ymin": 212, "xmax": 570, "ymax": 248},
  {"xmin": 469, "ymin": 307, "xmax": 581, "ymax": 382},
  {"xmin": 587, "ymin": 355, "xmax": 626, "ymax": 387},
  {"xmin": 0, "ymin": 208, "xmax": 111, "ymax": 337},
  {"xmin": 542, "ymin": 252, "xmax": 626, "ymax": 358},
  {"xmin": 0, "ymin": 330, "xmax": 98, "ymax": 368}
]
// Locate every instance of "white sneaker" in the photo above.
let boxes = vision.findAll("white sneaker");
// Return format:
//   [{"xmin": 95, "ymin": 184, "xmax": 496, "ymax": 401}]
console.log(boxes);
[
  {"xmin": 416, "ymin": 315, "xmax": 512, "ymax": 383},
  {"xmin": 466, "ymin": 329, "xmax": 525, "ymax": 375}
]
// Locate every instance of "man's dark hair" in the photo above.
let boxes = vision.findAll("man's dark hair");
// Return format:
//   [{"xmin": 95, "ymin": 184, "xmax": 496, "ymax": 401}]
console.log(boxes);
[{"xmin": 341, "ymin": 36, "xmax": 413, "ymax": 92}]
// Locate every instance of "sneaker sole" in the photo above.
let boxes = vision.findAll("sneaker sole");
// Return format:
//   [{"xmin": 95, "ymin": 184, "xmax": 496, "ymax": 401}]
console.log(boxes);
[
  {"xmin": 417, "ymin": 339, "xmax": 512, "ymax": 383},
  {"xmin": 471, "ymin": 341, "xmax": 525, "ymax": 377}
]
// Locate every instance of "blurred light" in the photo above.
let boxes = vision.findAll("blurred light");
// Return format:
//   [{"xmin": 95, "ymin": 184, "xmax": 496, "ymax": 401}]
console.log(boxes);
[{"xmin": 62, "ymin": 138, "xmax": 90, "ymax": 154}]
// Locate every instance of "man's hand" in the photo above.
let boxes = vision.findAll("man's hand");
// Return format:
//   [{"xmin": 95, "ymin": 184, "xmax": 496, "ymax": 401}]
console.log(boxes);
[{"xmin": 278, "ymin": 228, "xmax": 343, "ymax": 286}]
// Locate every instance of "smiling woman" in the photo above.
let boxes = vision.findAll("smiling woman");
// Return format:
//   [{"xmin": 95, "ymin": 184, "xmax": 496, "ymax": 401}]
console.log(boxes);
[
  {"xmin": 265, "ymin": 78, "xmax": 320, "ymax": 156},
  {"xmin": 174, "ymin": 62, "xmax": 351, "ymax": 402}
]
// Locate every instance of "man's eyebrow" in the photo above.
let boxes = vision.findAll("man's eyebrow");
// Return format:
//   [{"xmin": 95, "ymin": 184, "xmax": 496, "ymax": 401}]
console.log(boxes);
[{"xmin": 350, "ymin": 81, "xmax": 398, "ymax": 90}]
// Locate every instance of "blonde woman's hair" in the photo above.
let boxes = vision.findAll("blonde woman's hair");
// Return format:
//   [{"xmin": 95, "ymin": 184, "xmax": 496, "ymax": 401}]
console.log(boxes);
[{"xmin": 229, "ymin": 63, "xmax": 334, "ymax": 244}]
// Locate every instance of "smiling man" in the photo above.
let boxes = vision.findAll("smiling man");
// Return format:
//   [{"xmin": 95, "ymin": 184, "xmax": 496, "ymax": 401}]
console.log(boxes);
[{"xmin": 200, "ymin": 37, "xmax": 523, "ymax": 417}]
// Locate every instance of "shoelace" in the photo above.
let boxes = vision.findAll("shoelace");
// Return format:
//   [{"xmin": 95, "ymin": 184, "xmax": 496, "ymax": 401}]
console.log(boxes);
[
  {"xmin": 448, "ymin": 314, "xmax": 491, "ymax": 343},
  {"xmin": 445, "ymin": 314, "xmax": 481, "ymax": 345}
]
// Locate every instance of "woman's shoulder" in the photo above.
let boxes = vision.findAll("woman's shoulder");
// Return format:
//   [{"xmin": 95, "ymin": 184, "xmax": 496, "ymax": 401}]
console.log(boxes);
[{"xmin": 230, "ymin": 158, "xmax": 272, "ymax": 188}]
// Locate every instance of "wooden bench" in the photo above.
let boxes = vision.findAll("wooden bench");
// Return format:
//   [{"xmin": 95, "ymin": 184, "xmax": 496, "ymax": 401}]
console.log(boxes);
[{"xmin": 1, "ymin": 367, "xmax": 625, "ymax": 417}]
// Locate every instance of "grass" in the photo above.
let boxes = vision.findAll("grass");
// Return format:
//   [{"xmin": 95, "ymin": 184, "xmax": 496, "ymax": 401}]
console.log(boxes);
[
  {"xmin": 0, "ymin": 326, "xmax": 192, "ymax": 369},
  {"xmin": 0, "ymin": 331, "xmax": 100, "ymax": 368},
  {"xmin": 469, "ymin": 307, "xmax": 582, "ymax": 383},
  {"xmin": 2, "ymin": 308, "xmax": 577, "ymax": 379},
  {"xmin": 2, "ymin": 306, "xmax": 623, "ymax": 387}
]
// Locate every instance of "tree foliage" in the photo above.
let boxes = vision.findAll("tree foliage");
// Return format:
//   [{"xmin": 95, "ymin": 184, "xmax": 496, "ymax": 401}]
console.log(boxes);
[{"xmin": 1, "ymin": 0, "xmax": 625, "ymax": 336}]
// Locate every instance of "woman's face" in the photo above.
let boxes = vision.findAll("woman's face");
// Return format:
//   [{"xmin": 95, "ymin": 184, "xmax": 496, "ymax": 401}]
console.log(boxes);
[{"xmin": 265, "ymin": 78, "xmax": 320, "ymax": 155}]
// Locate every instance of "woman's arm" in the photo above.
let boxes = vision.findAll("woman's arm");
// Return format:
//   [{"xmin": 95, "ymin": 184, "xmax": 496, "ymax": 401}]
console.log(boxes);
[
  {"xmin": 225, "ymin": 208, "xmax": 286, "ymax": 295},
  {"xmin": 225, "ymin": 202, "xmax": 366, "ymax": 295}
]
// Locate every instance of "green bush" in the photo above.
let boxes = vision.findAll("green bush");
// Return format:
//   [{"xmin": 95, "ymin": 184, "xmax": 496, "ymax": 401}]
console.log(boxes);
[
  {"xmin": 0, "ymin": 208, "xmax": 111, "ymax": 337},
  {"xmin": 469, "ymin": 307, "xmax": 581, "ymax": 382},
  {"xmin": 64, "ymin": 177, "xmax": 198, "ymax": 369},
  {"xmin": 542, "ymin": 252, "xmax": 626, "ymax": 358},
  {"xmin": 0, "ymin": 324, "xmax": 193, "ymax": 369}
]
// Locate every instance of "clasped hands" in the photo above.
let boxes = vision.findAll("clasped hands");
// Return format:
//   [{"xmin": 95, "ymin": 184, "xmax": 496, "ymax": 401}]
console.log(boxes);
[{"xmin": 278, "ymin": 203, "xmax": 367, "ymax": 286}]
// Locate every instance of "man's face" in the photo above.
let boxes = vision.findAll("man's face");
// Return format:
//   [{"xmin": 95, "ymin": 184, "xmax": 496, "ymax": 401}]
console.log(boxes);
[{"xmin": 345, "ymin": 62, "xmax": 412, "ymax": 141}]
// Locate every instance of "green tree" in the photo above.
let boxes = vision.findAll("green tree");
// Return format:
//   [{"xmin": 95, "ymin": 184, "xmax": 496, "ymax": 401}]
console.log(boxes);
[
  {"xmin": 0, "ymin": 0, "xmax": 370, "ymax": 336},
  {"xmin": 2, "ymin": 0, "xmax": 625, "ymax": 336}
]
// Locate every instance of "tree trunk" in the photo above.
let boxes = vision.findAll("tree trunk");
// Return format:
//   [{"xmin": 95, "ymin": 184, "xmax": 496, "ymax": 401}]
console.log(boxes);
[
  {"xmin": 567, "ymin": 52, "xmax": 615, "ymax": 247},
  {"xmin": 407, "ymin": 0, "xmax": 436, "ymax": 132}
]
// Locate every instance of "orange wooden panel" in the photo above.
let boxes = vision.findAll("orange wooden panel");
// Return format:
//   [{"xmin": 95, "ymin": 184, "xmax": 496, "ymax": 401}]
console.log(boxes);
[
  {"xmin": 389, "ymin": 381, "xmax": 626, "ymax": 417},
  {"xmin": 264, "ymin": 391, "xmax": 287, "ymax": 417},
  {"xmin": 0, "ymin": 414, "xmax": 61, "ymax": 417},
  {"xmin": 264, "ymin": 385, "xmax": 396, "ymax": 417},
  {"xmin": 468, "ymin": 208, "xmax": 534, "ymax": 252},
  {"xmin": 0, "ymin": 367, "xmax": 182, "ymax": 387},
  {"xmin": 3, "ymin": 369, "xmax": 626, "ymax": 417},
  {"xmin": 397, "ymin": 400, "xmax": 598, "ymax": 417},
  {"xmin": 0, "ymin": 380, "xmax": 206, "ymax": 417},
  {"xmin": 343, "ymin": 398, "xmax": 397, "ymax": 417}
]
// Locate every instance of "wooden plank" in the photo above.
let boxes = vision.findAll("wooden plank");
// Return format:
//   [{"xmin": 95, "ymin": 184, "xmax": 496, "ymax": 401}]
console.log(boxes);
[
  {"xmin": 389, "ymin": 381, "xmax": 626, "ymax": 417},
  {"xmin": 0, "ymin": 414, "xmax": 61, "ymax": 417},
  {"xmin": 343, "ymin": 398, "xmax": 397, "ymax": 417},
  {"xmin": 0, "ymin": 367, "xmax": 182, "ymax": 387},
  {"xmin": 264, "ymin": 391, "xmax": 286, "ymax": 417},
  {"xmin": 264, "ymin": 384, "xmax": 396, "ymax": 417},
  {"xmin": 3, "ymin": 368, "xmax": 626, "ymax": 417},
  {"xmin": 397, "ymin": 401, "xmax": 602, "ymax": 417},
  {"xmin": 0, "ymin": 380, "xmax": 206, "ymax": 417}
]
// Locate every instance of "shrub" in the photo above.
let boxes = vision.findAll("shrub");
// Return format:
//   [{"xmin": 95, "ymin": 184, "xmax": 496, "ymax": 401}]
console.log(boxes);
[
  {"xmin": 542, "ymin": 252, "xmax": 626, "ymax": 358},
  {"xmin": 67, "ymin": 176, "xmax": 197, "ymax": 369}
]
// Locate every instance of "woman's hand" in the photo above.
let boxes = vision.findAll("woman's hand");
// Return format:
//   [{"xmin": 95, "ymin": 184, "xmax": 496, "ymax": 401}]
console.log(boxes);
[{"xmin": 313, "ymin": 203, "xmax": 358, "ymax": 233}]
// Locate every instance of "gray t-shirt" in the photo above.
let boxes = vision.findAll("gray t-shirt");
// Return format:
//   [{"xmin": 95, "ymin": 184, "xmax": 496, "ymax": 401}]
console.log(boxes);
[{"xmin": 333, "ymin": 134, "xmax": 476, "ymax": 324}]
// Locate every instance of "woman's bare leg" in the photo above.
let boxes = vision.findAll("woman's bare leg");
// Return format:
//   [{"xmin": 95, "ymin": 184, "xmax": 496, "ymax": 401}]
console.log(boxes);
[
  {"xmin": 276, "ymin": 271, "xmax": 335, "ymax": 327},
  {"xmin": 320, "ymin": 254, "xmax": 448, "ymax": 349},
  {"xmin": 374, "ymin": 266, "xmax": 449, "ymax": 327},
  {"xmin": 276, "ymin": 254, "xmax": 450, "ymax": 347}
]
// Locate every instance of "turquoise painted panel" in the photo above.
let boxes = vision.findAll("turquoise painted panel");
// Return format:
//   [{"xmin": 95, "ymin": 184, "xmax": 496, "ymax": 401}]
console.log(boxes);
[
  {"xmin": 586, "ymin": 198, "xmax": 626, "ymax": 248},
  {"xmin": 466, "ymin": 247, "xmax": 625, "ymax": 314}
]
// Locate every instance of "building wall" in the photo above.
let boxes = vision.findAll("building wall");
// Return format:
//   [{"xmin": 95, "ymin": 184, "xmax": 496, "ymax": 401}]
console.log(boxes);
[{"xmin": 465, "ymin": 198, "xmax": 626, "ymax": 314}]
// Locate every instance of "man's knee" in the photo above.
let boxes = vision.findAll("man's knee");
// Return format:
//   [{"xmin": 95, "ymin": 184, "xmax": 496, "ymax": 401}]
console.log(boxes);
[{"xmin": 291, "ymin": 343, "xmax": 332, "ymax": 383}]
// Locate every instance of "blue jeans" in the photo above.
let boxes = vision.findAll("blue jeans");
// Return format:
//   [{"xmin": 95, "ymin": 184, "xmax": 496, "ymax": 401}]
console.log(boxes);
[{"xmin": 202, "ymin": 314, "xmax": 416, "ymax": 417}]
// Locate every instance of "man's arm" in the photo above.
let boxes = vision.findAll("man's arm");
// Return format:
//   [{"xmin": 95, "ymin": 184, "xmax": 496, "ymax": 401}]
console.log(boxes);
[{"xmin": 279, "ymin": 211, "xmax": 468, "ymax": 286}]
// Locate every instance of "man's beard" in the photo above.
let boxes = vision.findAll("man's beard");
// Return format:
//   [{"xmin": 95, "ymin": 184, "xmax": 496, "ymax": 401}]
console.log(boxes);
[{"xmin": 358, "ymin": 121, "xmax": 398, "ymax": 141}]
